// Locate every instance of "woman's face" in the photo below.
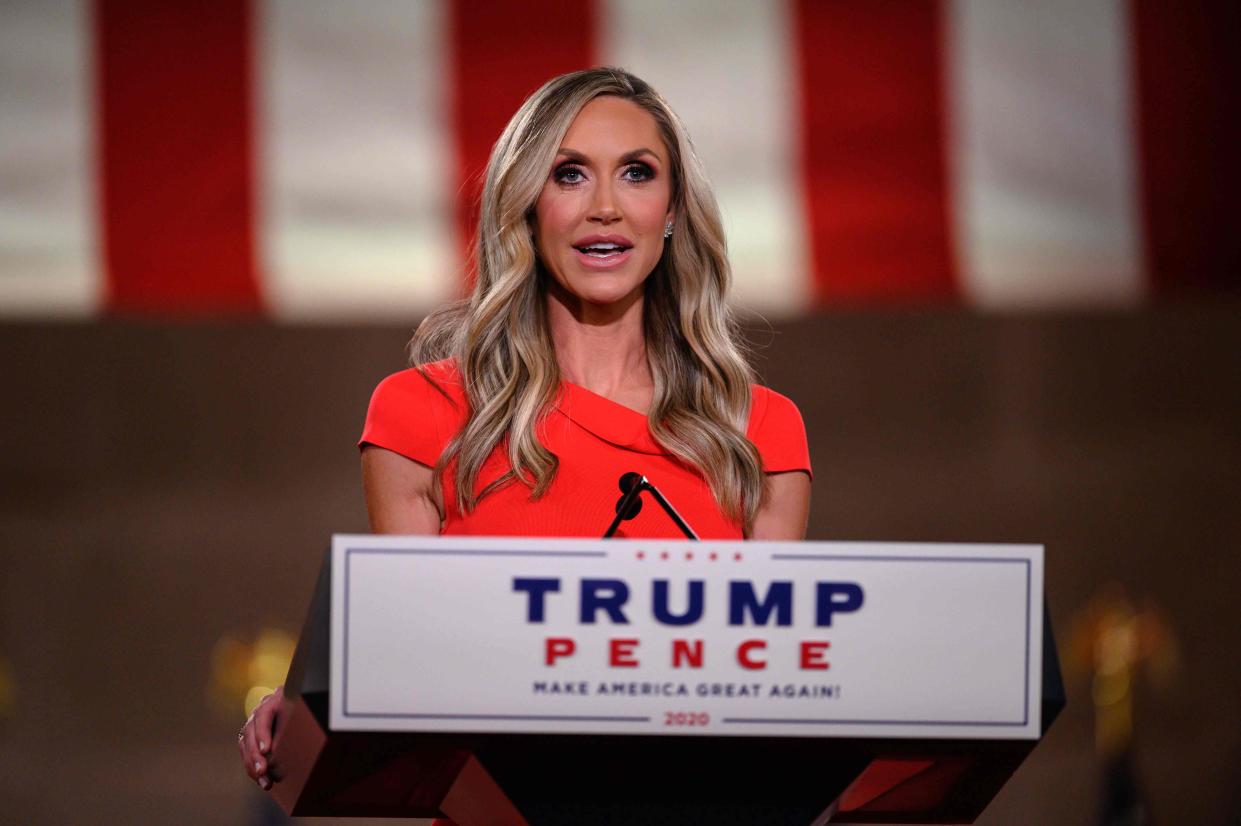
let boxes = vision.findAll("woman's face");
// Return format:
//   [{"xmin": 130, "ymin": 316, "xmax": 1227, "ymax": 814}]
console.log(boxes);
[{"xmin": 534, "ymin": 95, "xmax": 674, "ymax": 310}]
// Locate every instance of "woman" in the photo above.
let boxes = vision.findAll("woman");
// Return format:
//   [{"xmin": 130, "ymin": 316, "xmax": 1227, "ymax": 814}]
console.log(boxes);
[{"xmin": 239, "ymin": 66, "xmax": 811, "ymax": 793}]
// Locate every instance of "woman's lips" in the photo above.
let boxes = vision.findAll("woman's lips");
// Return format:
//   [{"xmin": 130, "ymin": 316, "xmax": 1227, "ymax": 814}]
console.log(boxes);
[{"xmin": 572, "ymin": 246, "xmax": 633, "ymax": 269}]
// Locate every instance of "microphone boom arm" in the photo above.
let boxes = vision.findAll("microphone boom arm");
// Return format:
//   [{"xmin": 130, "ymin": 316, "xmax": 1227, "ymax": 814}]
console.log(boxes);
[{"xmin": 602, "ymin": 474, "xmax": 700, "ymax": 540}]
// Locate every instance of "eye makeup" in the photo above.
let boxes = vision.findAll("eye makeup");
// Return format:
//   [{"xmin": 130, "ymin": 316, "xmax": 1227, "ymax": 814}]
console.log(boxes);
[{"xmin": 551, "ymin": 160, "xmax": 657, "ymax": 187}]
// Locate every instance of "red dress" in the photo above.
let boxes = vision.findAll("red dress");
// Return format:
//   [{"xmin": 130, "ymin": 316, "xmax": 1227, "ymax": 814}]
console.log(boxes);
[{"xmin": 358, "ymin": 359, "xmax": 810, "ymax": 539}]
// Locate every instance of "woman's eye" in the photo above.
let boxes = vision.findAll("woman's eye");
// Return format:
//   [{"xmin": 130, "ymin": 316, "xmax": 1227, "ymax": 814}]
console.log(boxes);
[
  {"xmin": 554, "ymin": 165, "xmax": 584, "ymax": 184},
  {"xmin": 623, "ymin": 163, "xmax": 654, "ymax": 182}
]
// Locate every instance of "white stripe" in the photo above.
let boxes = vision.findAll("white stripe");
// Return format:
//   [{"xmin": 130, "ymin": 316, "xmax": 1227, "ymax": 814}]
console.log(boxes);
[
  {"xmin": 0, "ymin": 0, "xmax": 99, "ymax": 317},
  {"xmin": 601, "ymin": 0, "xmax": 811, "ymax": 316},
  {"xmin": 257, "ymin": 0, "xmax": 458, "ymax": 321},
  {"xmin": 947, "ymin": 0, "xmax": 1144, "ymax": 308}
]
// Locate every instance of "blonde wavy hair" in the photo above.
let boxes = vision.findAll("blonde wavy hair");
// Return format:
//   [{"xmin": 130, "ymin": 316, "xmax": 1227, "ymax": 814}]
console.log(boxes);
[{"xmin": 410, "ymin": 67, "xmax": 765, "ymax": 528}]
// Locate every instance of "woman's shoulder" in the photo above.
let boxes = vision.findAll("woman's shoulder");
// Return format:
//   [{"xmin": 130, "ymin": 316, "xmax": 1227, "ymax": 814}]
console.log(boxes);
[
  {"xmin": 371, "ymin": 358, "xmax": 464, "ymax": 404},
  {"xmin": 748, "ymin": 383, "xmax": 805, "ymax": 429},
  {"xmin": 359, "ymin": 359, "xmax": 464, "ymax": 465},
  {"xmin": 747, "ymin": 383, "xmax": 811, "ymax": 477}
]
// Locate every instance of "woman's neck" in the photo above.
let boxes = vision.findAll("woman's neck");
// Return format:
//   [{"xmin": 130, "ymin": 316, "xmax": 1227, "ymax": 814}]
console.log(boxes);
[{"xmin": 546, "ymin": 284, "xmax": 653, "ymax": 410}]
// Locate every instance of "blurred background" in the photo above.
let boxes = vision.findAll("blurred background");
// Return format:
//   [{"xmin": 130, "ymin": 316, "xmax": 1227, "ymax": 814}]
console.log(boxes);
[{"xmin": 1, "ymin": 0, "xmax": 1238, "ymax": 823}]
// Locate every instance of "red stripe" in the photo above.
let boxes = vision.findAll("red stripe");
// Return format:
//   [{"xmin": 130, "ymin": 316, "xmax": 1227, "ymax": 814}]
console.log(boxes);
[
  {"xmin": 792, "ymin": 1, "xmax": 957, "ymax": 305},
  {"xmin": 1130, "ymin": 0, "xmax": 1241, "ymax": 293},
  {"xmin": 449, "ymin": 0, "xmax": 597, "ymax": 290},
  {"xmin": 96, "ymin": 0, "xmax": 260, "ymax": 314}
]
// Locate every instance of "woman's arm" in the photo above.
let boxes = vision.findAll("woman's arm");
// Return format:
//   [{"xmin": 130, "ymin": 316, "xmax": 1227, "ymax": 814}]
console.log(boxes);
[
  {"xmin": 749, "ymin": 470, "xmax": 811, "ymax": 540},
  {"xmin": 361, "ymin": 445, "xmax": 442, "ymax": 534}
]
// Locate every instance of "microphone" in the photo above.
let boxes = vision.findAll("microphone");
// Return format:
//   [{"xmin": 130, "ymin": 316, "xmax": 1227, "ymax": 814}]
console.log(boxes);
[
  {"xmin": 602, "ymin": 472, "xmax": 700, "ymax": 540},
  {"xmin": 616, "ymin": 472, "xmax": 644, "ymax": 518}
]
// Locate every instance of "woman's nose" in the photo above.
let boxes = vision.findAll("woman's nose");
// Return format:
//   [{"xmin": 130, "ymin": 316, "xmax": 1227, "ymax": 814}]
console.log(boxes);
[{"xmin": 588, "ymin": 181, "xmax": 621, "ymax": 224}]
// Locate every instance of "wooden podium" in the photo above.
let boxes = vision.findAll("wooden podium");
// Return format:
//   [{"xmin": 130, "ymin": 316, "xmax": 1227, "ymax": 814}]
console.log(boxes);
[{"xmin": 267, "ymin": 537, "xmax": 1064, "ymax": 824}]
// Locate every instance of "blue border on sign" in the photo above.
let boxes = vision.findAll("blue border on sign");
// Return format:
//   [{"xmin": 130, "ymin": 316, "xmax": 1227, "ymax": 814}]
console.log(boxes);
[
  {"xmin": 340, "ymin": 546, "xmax": 1034, "ymax": 730},
  {"xmin": 342, "ymin": 546, "xmax": 648, "ymax": 723},
  {"xmin": 722, "ymin": 554, "xmax": 1033, "ymax": 728}
]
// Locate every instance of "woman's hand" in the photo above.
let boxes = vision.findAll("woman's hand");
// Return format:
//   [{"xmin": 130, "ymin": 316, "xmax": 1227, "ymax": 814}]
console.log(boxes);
[{"xmin": 237, "ymin": 686, "xmax": 284, "ymax": 791}]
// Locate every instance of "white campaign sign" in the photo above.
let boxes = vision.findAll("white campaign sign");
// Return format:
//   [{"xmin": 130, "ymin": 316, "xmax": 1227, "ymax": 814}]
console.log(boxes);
[{"xmin": 329, "ymin": 535, "xmax": 1043, "ymax": 740}]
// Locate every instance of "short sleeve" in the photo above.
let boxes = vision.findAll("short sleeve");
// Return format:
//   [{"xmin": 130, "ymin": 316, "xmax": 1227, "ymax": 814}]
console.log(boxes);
[
  {"xmin": 358, "ymin": 366, "xmax": 457, "ymax": 468},
  {"xmin": 748, "ymin": 385, "xmax": 812, "ymax": 479}
]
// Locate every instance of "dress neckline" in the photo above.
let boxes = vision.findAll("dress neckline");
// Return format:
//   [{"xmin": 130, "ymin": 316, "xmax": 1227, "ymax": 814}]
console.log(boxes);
[
  {"xmin": 554, "ymin": 379, "xmax": 668, "ymax": 455},
  {"xmin": 561, "ymin": 377, "xmax": 649, "ymax": 416},
  {"xmin": 424, "ymin": 358, "xmax": 668, "ymax": 454}
]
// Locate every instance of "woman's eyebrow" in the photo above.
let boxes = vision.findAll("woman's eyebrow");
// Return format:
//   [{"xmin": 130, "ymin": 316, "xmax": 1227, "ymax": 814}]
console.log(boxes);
[
  {"xmin": 619, "ymin": 148, "xmax": 660, "ymax": 164},
  {"xmin": 555, "ymin": 147, "xmax": 662, "ymax": 165}
]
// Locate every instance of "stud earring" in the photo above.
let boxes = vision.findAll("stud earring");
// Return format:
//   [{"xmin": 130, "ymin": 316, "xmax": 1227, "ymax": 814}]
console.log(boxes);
[{"xmin": 663, "ymin": 221, "xmax": 673, "ymax": 239}]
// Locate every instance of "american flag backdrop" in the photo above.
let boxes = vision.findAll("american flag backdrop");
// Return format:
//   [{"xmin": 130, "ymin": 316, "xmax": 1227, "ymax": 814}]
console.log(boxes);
[{"xmin": 1, "ymin": 0, "xmax": 1236, "ymax": 320}]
